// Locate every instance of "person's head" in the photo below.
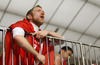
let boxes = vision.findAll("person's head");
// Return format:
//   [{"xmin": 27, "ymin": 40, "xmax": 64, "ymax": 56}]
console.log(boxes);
[
  {"xmin": 26, "ymin": 5, "xmax": 44, "ymax": 27},
  {"xmin": 59, "ymin": 46, "xmax": 73, "ymax": 61}
]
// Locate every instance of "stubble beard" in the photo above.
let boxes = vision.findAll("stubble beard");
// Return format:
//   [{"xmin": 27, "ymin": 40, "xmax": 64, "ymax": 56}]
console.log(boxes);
[{"xmin": 32, "ymin": 18, "xmax": 43, "ymax": 27}]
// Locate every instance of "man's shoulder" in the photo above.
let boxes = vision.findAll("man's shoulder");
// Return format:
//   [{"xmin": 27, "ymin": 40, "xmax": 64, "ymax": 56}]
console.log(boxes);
[{"xmin": 9, "ymin": 18, "xmax": 28, "ymax": 28}]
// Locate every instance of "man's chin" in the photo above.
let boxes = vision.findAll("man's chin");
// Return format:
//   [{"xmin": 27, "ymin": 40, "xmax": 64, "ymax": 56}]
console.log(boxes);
[
  {"xmin": 40, "ymin": 21, "xmax": 44, "ymax": 25},
  {"xmin": 40, "ymin": 22, "xmax": 43, "ymax": 25},
  {"xmin": 38, "ymin": 22, "xmax": 43, "ymax": 26}
]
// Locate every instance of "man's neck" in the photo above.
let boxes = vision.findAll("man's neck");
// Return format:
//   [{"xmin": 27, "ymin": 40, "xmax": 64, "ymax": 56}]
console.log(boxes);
[
  {"xmin": 29, "ymin": 20, "xmax": 41, "ymax": 27},
  {"xmin": 30, "ymin": 22, "xmax": 39, "ymax": 31}
]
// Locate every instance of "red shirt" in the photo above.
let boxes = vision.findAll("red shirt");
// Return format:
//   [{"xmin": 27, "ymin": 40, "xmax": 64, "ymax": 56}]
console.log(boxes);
[
  {"xmin": 0, "ymin": 18, "xmax": 54, "ymax": 65},
  {"xmin": 62, "ymin": 58, "xmax": 66, "ymax": 65}
]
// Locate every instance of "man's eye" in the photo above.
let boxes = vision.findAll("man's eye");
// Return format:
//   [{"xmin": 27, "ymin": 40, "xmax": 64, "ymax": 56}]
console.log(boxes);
[{"xmin": 37, "ymin": 10, "xmax": 41, "ymax": 12}]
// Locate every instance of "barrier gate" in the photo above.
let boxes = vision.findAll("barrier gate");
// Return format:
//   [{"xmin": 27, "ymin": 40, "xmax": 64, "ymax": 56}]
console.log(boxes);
[{"xmin": 0, "ymin": 26, "xmax": 100, "ymax": 65}]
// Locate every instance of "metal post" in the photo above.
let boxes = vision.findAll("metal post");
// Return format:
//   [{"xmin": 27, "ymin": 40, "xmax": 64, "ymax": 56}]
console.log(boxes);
[
  {"xmin": 39, "ymin": 39, "xmax": 42, "ymax": 54},
  {"xmin": 76, "ymin": 43, "xmax": 80, "ymax": 65},
  {"xmin": 19, "ymin": 47, "xmax": 21, "ymax": 65},
  {"xmin": 52, "ymin": 38, "xmax": 57, "ymax": 65},
  {"xmin": 25, "ymin": 35, "xmax": 28, "ymax": 65},
  {"xmin": 89, "ymin": 44, "xmax": 92, "ymax": 65},
  {"xmin": 32, "ymin": 36, "xmax": 35, "ymax": 65},
  {"xmin": 37, "ymin": 38, "xmax": 43, "ymax": 65},
  {"xmin": 46, "ymin": 37, "xmax": 50, "ymax": 65},
  {"xmin": 72, "ymin": 43, "xmax": 76, "ymax": 65},
  {"xmin": 59, "ymin": 39, "xmax": 63, "ymax": 65},
  {"xmin": 79, "ymin": 43, "xmax": 85, "ymax": 65},
  {"xmin": 84, "ymin": 46, "xmax": 88, "ymax": 65},
  {"xmin": 94, "ymin": 48, "xmax": 98, "ymax": 65},
  {"xmin": 2, "ymin": 30, "xmax": 6, "ymax": 65},
  {"xmin": 65, "ymin": 41, "xmax": 70, "ymax": 65}
]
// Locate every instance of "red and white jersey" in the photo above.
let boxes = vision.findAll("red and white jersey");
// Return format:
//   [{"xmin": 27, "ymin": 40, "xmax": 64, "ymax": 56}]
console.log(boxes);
[{"xmin": 62, "ymin": 58, "xmax": 66, "ymax": 65}]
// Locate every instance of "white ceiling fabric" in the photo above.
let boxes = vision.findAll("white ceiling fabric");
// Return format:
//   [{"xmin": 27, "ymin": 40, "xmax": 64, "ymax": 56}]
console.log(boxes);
[{"xmin": 0, "ymin": 0, "xmax": 100, "ymax": 63}]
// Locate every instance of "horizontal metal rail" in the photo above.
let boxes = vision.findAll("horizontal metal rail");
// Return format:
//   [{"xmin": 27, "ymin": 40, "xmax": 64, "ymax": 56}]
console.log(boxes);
[{"xmin": 0, "ymin": 26, "xmax": 100, "ymax": 65}]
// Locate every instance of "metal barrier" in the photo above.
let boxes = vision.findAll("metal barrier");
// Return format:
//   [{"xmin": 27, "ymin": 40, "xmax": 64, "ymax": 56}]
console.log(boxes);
[{"xmin": 0, "ymin": 26, "xmax": 100, "ymax": 65}]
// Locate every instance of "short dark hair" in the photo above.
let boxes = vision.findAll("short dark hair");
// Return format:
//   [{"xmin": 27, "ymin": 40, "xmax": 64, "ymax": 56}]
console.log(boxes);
[
  {"xmin": 59, "ymin": 46, "xmax": 73, "ymax": 54},
  {"xmin": 26, "ymin": 5, "xmax": 42, "ymax": 21}
]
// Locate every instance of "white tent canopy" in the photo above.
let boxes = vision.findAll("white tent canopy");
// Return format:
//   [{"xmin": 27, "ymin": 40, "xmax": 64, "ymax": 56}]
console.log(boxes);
[{"xmin": 0, "ymin": 0, "xmax": 100, "ymax": 64}]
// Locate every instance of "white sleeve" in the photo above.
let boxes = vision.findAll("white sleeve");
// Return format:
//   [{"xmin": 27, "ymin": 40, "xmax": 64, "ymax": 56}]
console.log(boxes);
[{"xmin": 12, "ymin": 27, "xmax": 25, "ymax": 37}]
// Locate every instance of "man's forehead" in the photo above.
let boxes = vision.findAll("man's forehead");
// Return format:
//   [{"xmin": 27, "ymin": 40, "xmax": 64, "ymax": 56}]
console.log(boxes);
[{"xmin": 34, "ymin": 7, "xmax": 42, "ymax": 10}]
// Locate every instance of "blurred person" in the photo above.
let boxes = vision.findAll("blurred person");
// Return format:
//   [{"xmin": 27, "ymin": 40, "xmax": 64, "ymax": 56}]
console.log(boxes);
[
  {"xmin": 55, "ymin": 46, "xmax": 73, "ymax": 65},
  {"xmin": 0, "ymin": 5, "xmax": 63, "ymax": 65}
]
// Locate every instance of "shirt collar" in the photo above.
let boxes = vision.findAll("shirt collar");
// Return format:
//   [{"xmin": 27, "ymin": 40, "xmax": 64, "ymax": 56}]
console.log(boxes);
[{"xmin": 30, "ymin": 22, "xmax": 39, "ymax": 32}]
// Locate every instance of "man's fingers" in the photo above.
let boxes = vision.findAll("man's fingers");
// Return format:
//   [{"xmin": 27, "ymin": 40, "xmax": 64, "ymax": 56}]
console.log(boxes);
[
  {"xmin": 32, "ymin": 32, "xmax": 37, "ymax": 36},
  {"xmin": 32, "ymin": 32, "xmax": 41, "ymax": 39},
  {"xmin": 32, "ymin": 32, "xmax": 44, "ymax": 39},
  {"xmin": 43, "ymin": 59, "xmax": 45, "ymax": 64}
]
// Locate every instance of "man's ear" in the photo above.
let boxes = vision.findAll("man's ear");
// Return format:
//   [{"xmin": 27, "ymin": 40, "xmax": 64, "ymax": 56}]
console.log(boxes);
[
  {"xmin": 27, "ymin": 14, "xmax": 32, "ymax": 20},
  {"xmin": 61, "ymin": 50, "xmax": 64, "ymax": 54}
]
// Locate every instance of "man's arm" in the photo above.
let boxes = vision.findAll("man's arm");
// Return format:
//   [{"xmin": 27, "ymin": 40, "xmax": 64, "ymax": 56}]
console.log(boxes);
[
  {"xmin": 13, "ymin": 35, "xmax": 45, "ymax": 64},
  {"xmin": 32, "ymin": 30, "xmax": 63, "ymax": 39}
]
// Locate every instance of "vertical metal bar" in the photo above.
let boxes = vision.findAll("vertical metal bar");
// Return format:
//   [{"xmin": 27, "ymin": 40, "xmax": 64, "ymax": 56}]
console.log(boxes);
[
  {"xmin": 19, "ymin": 47, "xmax": 21, "ymax": 65},
  {"xmin": 76, "ymin": 43, "xmax": 80, "ymax": 65},
  {"xmin": 79, "ymin": 43, "xmax": 85, "ymax": 65},
  {"xmin": 99, "ymin": 48, "xmax": 100, "ymax": 65},
  {"xmin": 89, "ymin": 45, "xmax": 92, "ymax": 65},
  {"xmin": 11, "ymin": 31, "xmax": 13, "ymax": 65},
  {"xmin": 65, "ymin": 41, "xmax": 70, "ymax": 65},
  {"xmin": 39, "ymin": 39, "xmax": 42, "ymax": 54},
  {"xmin": 46, "ymin": 37, "xmax": 50, "ymax": 65},
  {"xmin": 2, "ymin": 30, "xmax": 6, "ymax": 65},
  {"xmin": 59, "ymin": 39, "xmax": 63, "ymax": 65},
  {"xmin": 84, "ymin": 46, "xmax": 88, "ymax": 65},
  {"xmin": 36, "ymin": 37, "xmax": 41, "ymax": 65},
  {"xmin": 72, "ymin": 43, "xmax": 76, "ymax": 65},
  {"xmin": 26, "ymin": 53, "xmax": 28, "ymax": 65},
  {"xmin": 93, "ymin": 48, "xmax": 98, "ymax": 65},
  {"xmin": 32, "ymin": 36, "xmax": 35, "ymax": 65},
  {"xmin": 52, "ymin": 38, "xmax": 57, "ymax": 65},
  {"xmin": 25, "ymin": 35, "xmax": 28, "ymax": 65},
  {"xmin": 88, "ymin": 45, "xmax": 91, "ymax": 65},
  {"xmin": 37, "ymin": 38, "xmax": 43, "ymax": 65}
]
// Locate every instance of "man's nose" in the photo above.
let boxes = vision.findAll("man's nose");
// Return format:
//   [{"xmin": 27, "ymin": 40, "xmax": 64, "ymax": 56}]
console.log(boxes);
[{"xmin": 41, "ymin": 11, "xmax": 44, "ymax": 15}]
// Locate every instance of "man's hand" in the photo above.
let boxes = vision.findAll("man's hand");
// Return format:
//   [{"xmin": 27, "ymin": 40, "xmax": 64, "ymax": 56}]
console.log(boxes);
[
  {"xmin": 32, "ymin": 30, "xmax": 49, "ymax": 39},
  {"xmin": 32, "ymin": 30, "xmax": 63, "ymax": 39},
  {"xmin": 36, "ymin": 53, "xmax": 45, "ymax": 64}
]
